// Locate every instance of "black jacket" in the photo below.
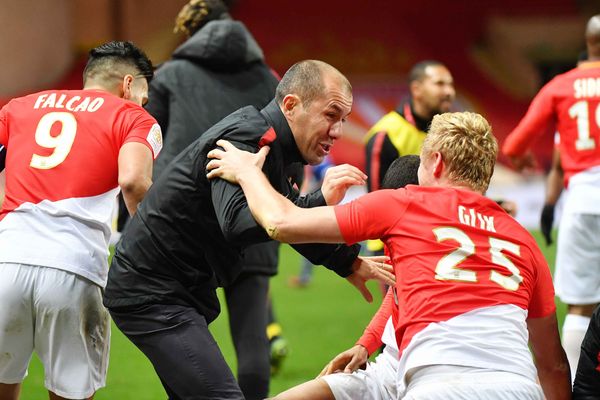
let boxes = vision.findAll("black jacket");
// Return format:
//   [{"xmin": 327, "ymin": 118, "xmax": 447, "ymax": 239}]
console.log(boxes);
[
  {"xmin": 147, "ymin": 19, "xmax": 279, "ymax": 178},
  {"xmin": 146, "ymin": 19, "xmax": 282, "ymax": 275},
  {"xmin": 573, "ymin": 305, "xmax": 600, "ymax": 398},
  {"xmin": 103, "ymin": 101, "xmax": 360, "ymax": 322}
]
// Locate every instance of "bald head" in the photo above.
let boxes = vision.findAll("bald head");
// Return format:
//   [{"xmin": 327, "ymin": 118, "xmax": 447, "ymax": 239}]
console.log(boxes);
[
  {"xmin": 275, "ymin": 60, "xmax": 352, "ymax": 107},
  {"xmin": 586, "ymin": 15, "xmax": 600, "ymax": 59}
]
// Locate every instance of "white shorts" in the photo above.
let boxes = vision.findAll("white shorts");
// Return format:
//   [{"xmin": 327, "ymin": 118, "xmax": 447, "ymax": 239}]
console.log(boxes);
[
  {"xmin": 402, "ymin": 365, "xmax": 544, "ymax": 399},
  {"xmin": 554, "ymin": 213, "xmax": 600, "ymax": 305},
  {"xmin": 322, "ymin": 346, "xmax": 397, "ymax": 400},
  {"xmin": 0, "ymin": 263, "xmax": 110, "ymax": 398}
]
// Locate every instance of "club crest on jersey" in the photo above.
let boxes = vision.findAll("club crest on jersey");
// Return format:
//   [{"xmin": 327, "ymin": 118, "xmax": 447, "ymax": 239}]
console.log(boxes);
[{"xmin": 146, "ymin": 123, "xmax": 163, "ymax": 158}]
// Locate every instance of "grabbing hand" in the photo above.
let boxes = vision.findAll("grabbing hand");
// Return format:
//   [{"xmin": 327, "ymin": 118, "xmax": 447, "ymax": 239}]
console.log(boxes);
[
  {"xmin": 321, "ymin": 164, "xmax": 367, "ymax": 205},
  {"xmin": 206, "ymin": 139, "xmax": 269, "ymax": 183},
  {"xmin": 497, "ymin": 199, "xmax": 518, "ymax": 217},
  {"xmin": 318, "ymin": 345, "xmax": 369, "ymax": 377},
  {"xmin": 508, "ymin": 153, "xmax": 536, "ymax": 171},
  {"xmin": 346, "ymin": 256, "xmax": 394, "ymax": 303},
  {"xmin": 540, "ymin": 203, "xmax": 555, "ymax": 246}
]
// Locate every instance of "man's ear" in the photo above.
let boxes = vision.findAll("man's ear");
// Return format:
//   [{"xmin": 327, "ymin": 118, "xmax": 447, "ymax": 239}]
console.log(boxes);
[
  {"xmin": 410, "ymin": 80, "xmax": 421, "ymax": 98},
  {"xmin": 432, "ymin": 152, "xmax": 444, "ymax": 178},
  {"xmin": 282, "ymin": 94, "xmax": 301, "ymax": 118},
  {"xmin": 121, "ymin": 74, "xmax": 134, "ymax": 100}
]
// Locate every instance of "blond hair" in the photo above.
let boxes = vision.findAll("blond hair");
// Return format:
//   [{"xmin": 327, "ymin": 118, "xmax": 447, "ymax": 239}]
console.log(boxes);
[{"xmin": 422, "ymin": 112, "xmax": 497, "ymax": 193}]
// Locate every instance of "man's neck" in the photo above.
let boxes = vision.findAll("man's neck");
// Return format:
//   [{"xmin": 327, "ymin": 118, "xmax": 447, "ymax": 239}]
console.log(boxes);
[{"xmin": 412, "ymin": 101, "xmax": 432, "ymax": 122}]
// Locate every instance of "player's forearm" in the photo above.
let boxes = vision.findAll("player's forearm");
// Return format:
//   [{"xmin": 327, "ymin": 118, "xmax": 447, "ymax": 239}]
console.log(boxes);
[
  {"xmin": 237, "ymin": 167, "xmax": 343, "ymax": 244},
  {"xmin": 236, "ymin": 167, "xmax": 297, "ymax": 241},
  {"xmin": 545, "ymin": 168, "xmax": 563, "ymax": 205},
  {"xmin": 357, "ymin": 289, "xmax": 394, "ymax": 354},
  {"xmin": 120, "ymin": 177, "xmax": 151, "ymax": 215},
  {"xmin": 538, "ymin": 365, "xmax": 572, "ymax": 400},
  {"xmin": 528, "ymin": 314, "xmax": 571, "ymax": 400}
]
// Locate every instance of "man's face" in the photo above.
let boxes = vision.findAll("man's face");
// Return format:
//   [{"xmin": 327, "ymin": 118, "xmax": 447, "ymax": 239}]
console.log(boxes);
[
  {"xmin": 412, "ymin": 65, "xmax": 455, "ymax": 118},
  {"xmin": 126, "ymin": 76, "xmax": 149, "ymax": 106},
  {"xmin": 288, "ymin": 74, "xmax": 352, "ymax": 165}
]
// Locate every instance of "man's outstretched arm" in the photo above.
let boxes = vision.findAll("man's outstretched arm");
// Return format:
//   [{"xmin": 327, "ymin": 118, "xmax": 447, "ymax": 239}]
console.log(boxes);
[
  {"xmin": 207, "ymin": 140, "xmax": 362, "ymax": 244},
  {"xmin": 206, "ymin": 140, "xmax": 395, "ymax": 302}
]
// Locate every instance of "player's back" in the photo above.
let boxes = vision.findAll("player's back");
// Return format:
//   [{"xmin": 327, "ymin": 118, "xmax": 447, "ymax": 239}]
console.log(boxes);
[
  {"xmin": 384, "ymin": 186, "xmax": 554, "ymax": 385},
  {"xmin": 538, "ymin": 63, "xmax": 600, "ymax": 180},
  {"xmin": 0, "ymin": 89, "xmax": 158, "ymax": 287}
]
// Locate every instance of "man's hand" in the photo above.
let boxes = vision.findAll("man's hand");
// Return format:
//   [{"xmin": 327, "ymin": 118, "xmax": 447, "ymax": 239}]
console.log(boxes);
[
  {"xmin": 321, "ymin": 164, "xmax": 367, "ymax": 205},
  {"xmin": 318, "ymin": 345, "xmax": 369, "ymax": 377},
  {"xmin": 508, "ymin": 153, "xmax": 536, "ymax": 171},
  {"xmin": 540, "ymin": 203, "xmax": 555, "ymax": 246},
  {"xmin": 346, "ymin": 256, "xmax": 394, "ymax": 303},
  {"xmin": 206, "ymin": 139, "xmax": 270, "ymax": 183},
  {"xmin": 496, "ymin": 199, "xmax": 518, "ymax": 217}
]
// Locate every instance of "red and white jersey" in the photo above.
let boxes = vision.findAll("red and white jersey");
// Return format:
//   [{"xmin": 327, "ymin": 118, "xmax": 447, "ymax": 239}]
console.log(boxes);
[
  {"xmin": 0, "ymin": 89, "xmax": 162, "ymax": 287},
  {"xmin": 503, "ymin": 62, "xmax": 600, "ymax": 213},
  {"xmin": 335, "ymin": 186, "xmax": 555, "ymax": 393}
]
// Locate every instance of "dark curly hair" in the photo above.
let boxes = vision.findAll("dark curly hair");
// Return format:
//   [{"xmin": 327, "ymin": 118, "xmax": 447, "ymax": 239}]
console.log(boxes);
[{"xmin": 174, "ymin": 0, "xmax": 234, "ymax": 37}]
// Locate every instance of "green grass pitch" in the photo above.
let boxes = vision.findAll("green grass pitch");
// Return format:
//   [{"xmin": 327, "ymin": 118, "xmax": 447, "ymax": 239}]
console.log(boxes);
[{"xmin": 19, "ymin": 231, "xmax": 564, "ymax": 399}]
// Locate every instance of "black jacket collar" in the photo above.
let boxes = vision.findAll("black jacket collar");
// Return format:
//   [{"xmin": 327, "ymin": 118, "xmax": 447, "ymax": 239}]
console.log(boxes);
[
  {"xmin": 395, "ymin": 98, "xmax": 432, "ymax": 133},
  {"xmin": 261, "ymin": 100, "xmax": 305, "ymax": 165}
]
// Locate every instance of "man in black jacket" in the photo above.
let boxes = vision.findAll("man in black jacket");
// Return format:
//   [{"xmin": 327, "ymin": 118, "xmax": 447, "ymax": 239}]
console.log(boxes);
[
  {"xmin": 144, "ymin": 1, "xmax": 284, "ymax": 397},
  {"xmin": 574, "ymin": 304, "xmax": 600, "ymax": 398},
  {"xmin": 103, "ymin": 59, "xmax": 394, "ymax": 399}
]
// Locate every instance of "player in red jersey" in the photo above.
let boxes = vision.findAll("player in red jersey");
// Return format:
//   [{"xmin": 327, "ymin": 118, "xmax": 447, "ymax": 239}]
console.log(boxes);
[
  {"xmin": 0, "ymin": 41, "xmax": 161, "ymax": 400},
  {"xmin": 503, "ymin": 15, "xmax": 600, "ymax": 381},
  {"xmin": 207, "ymin": 111, "xmax": 570, "ymax": 399}
]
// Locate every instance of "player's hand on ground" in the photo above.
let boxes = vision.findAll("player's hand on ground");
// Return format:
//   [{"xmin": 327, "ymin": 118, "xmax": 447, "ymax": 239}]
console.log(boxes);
[
  {"xmin": 318, "ymin": 345, "xmax": 368, "ymax": 377},
  {"xmin": 206, "ymin": 139, "xmax": 269, "ymax": 183},
  {"xmin": 321, "ymin": 164, "xmax": 367, "ymax": 205},
  {"xmin": 540, "ymin": 203, "xmax": 555, "ymax": 246},
  {"xmin": 346, "ymin": 256, "xmax": 394, "ymax": 303}
]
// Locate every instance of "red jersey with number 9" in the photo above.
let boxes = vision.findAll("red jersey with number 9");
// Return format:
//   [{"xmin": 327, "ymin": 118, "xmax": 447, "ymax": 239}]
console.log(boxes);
[
  {"xmin": 334, "ymin": 185, "xmax": 555, "ymax": 391},
  {"xmin": 503, "ymin": 62, "xmax": 600, "ymax": 186},
  {"xmin": 0, "ymin": 89, "xmax": 161, "ymax": 287}
]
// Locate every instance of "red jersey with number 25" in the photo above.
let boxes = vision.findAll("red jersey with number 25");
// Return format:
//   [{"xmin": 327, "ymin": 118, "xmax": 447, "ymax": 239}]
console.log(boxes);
[
  {"xmin": 503, "ymin": 62, "xmax": 600, "ymax": 185},
  {"xmin": 334, "ymin": 185, "xmax": 555, "ymax": 393},
  {"xmin": 0, "ymin": 89, "xmax": 161, "ymax": 287}
]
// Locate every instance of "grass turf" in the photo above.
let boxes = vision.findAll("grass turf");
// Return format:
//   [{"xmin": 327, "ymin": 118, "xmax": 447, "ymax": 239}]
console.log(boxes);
[{"xmin": 19, "ymin": 231, "xmax": 564, "ymax": 399}]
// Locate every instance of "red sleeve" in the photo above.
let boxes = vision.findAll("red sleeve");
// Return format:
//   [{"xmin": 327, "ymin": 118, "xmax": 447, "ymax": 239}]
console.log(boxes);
[
  {"xmin": 334, "ymin": 189, "xmax": 407, "ymax": 245},
  {"xmin": 356, "ymin": 288, "xmax": 394, "ymax": 355},
  {"xmin": 527, "ymin": 243, "xmax": 556, "ymax": 318},
  {"xmin": 0, "ymin": 105, "xmax": 7, "ymax": 146},
  {"xmin": 120, "ymin": 106, "xmax": 162, "ymax": 159},
  {"xmin": 502, "ymin": 82, "xmax": 557, "ymax": 157}
]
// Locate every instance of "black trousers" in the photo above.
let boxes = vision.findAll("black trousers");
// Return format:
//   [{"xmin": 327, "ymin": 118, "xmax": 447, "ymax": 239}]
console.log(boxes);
[
  {"xmin": 224, "ymin": 273, "xmax": 270, "ymax": 400},
  {"xmin": 109, "ymin": 303, "xmax": 244, "ymax": 400}
]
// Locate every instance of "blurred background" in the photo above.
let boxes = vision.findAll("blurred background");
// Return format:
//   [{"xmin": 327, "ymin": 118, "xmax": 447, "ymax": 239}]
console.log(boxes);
[{"xmin": 2, "ymin": 0, "xmax": 600, "ymax": 226}]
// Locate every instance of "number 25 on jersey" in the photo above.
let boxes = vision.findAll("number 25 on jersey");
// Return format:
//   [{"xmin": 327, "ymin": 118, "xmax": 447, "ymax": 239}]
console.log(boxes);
[{"xmin": 433, "ymin": 227, "xmax": 523, "ymax": 291}]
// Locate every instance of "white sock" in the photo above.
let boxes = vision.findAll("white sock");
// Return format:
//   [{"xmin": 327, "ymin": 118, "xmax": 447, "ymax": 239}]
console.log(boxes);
[{"xmin": 562, "ymin": 314, "xmax": 591, "ymax": 384}]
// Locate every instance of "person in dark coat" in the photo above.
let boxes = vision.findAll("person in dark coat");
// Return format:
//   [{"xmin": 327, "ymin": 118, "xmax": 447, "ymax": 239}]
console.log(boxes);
[
  {"xmin": 142, "ymin": 1, "xmax": 285, "ymax": 398},
  {"xmin": 103, "ymin": 58, "xmax": 393, "ymax": 400}
]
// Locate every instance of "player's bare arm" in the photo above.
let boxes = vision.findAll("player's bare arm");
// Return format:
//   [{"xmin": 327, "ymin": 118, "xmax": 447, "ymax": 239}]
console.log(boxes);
[
  {"xmin": 207, "ymin": 140, "xmax": 395, "ymax": 301},
  {"xmin": 527, "ymin": 314, "xmax": 572, "ymax": 399},
  {"xmin": 206, "ymin": 139, "xmax": 351, "ymax": 244},
  {"xmin": 118, "ymin": 142, "xmax": 153, "ymax": 215}
]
